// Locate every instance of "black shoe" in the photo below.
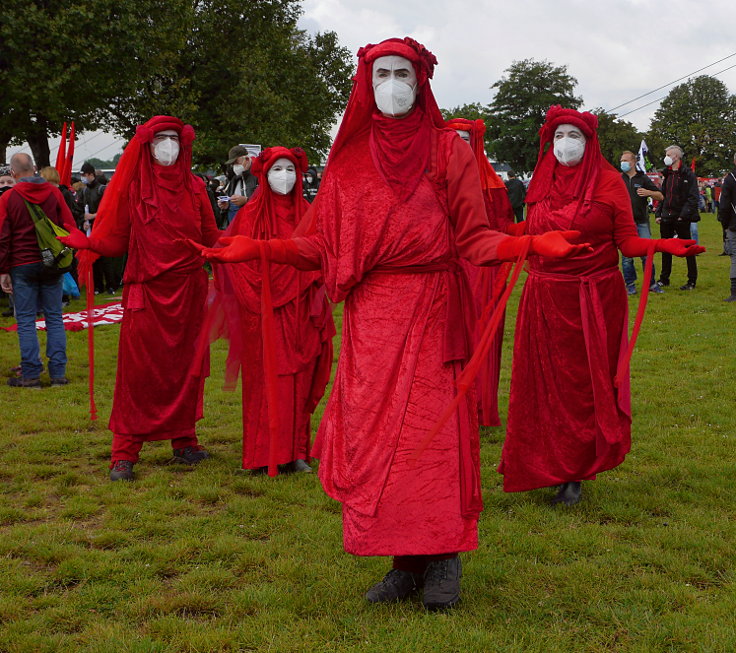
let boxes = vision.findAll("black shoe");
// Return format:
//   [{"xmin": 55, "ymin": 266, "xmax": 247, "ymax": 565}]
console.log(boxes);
[
  {"xmin": 280, "ymin": 459, "xmax": 313, "ymax": 474},
  {"xmin": 657, "ymin": 279, "xmax": 670, "ymax": 287},
  {"xmin": 50, "ymin": 376, "xmax": 70, "ymax": 387},
  {"xmin": 422, "ymin": 557, "xmax": 462, "ymax": 611},
  {"xmin": 679, "ymin": 282, "xmax": 696, "ymax": 291},
  {"xmin": 724, "ymin": 295, "xmax": 736, "ymax": 302},
  {"xmin": 551, "ymin": 481, "xmax": 582, "ymax": 506},
  {"xmin": 7, "ymin": 376, "xmax": 41, "ymax": 388},
  {"xmin": 171, "ymin": 446, "xmax": 210, "ymax": 465},
  {"xmin": 365, "ymin": 568, "xmax": 421, "ymax": 604},
  {"xmin": 110, "ymin": 460, "xmax": 135, "ymax": 481},
  {"xmin": 719, "ymin": 251, "xmax": 729, "ymax": 256},
  {"xmin": 1, "ymin": 309, "xmax": 13, "ymax": 317}
]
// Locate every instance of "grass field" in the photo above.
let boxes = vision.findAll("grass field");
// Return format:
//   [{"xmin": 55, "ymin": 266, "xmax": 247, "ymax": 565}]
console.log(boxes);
[{"xmin": 0, "ymin": 215, "xmax": 735, "ymax": 652}]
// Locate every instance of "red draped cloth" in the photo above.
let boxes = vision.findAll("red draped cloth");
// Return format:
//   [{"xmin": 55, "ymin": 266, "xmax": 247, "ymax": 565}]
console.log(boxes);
[
  {"xmin": 287, "ymin": 38, "xmax": 508, "ymax": 556},
  {"xmin": 499, "ymin": 111, "xmax": 638, "ymax": 491},
  {"xmin": 108, "ymin": 166, "xmax": 220, "ymax": 441},
  {"xmin": 213, "ymin": 147, "xmax": 335, "ymax": 469},
  {"xmin": 446, "ymin": 118, "xmax": 514, "ymax": 426}
]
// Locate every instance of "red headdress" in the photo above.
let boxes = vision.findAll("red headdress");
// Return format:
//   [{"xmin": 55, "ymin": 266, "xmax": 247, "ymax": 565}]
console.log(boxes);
[
  {"xmin": 327, "ymin": 37, "xmax": 445, "ymax": 202},
  {"xmin": 444, "ymin": 118, "xmax": 506, "ymax": 192},
  {"xmin": 525, "ymin": 105, "xmax": 614, "ymax": 209},
  {"xmin": 77, "ymin": 115, "xmax": 196, "ymax": 282}
]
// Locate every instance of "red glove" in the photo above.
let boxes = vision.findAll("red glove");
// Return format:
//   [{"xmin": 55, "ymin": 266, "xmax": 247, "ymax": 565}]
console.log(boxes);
[
  {"xmin": 655, "ymin": 238, "xmax": 705, "ymax": 257},
  {"xmin": 496, "ymin": 231, "xmax": 592, "ymax": 261},
  {"xmin": 193, "ymin": 235, "xmax": 260, "ymax": 262},
  {"xmin": 57, "ymin": 227, "xmax": 90, "ymax": 250},
  {"xmin": 619, "ymin": 237, "xmax": 705, "ymax": 258}
]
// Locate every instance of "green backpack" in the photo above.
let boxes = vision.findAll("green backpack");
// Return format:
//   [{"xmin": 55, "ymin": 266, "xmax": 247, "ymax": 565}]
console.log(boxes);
[{"xmin": 24, "ymin": 200, "xmax": 73, "ymax": 273}]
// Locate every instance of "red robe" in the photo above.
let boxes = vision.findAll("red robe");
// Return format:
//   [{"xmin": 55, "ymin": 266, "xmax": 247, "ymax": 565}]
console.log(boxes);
[
  {"xmin": 98, "ymin": 166, "xmax": 220, "ymax": 440},
  {"xmin": 293, "ymin": 131, "xmax": 506, "ymax": 555},
  {"xmin": 219, "ymin": 192, "xmax": 334, "ymax": 469},
  {"xmin": 499, "ymin": 165, "xmax": 637, "ymax": 491}
]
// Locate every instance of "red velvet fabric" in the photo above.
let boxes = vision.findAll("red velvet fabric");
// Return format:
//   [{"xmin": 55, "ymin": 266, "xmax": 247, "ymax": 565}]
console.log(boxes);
[
  {"xmin": 81, "ymin": 117, "xmax": 220, "ymax": 446},
  {"xmin": 211, "ymin": 147, "xmax": 335, "ymax": 470},
  {"xmin": 287, "ymin": 38, "xmax": 508, "ymax": 556},
  {"xmin": 447, "ymin": 118, "xmax": 514, "ymax": 426},
  {"xmin": 499, "ymin": 124, "xmax": 638, "ymax": 491}
]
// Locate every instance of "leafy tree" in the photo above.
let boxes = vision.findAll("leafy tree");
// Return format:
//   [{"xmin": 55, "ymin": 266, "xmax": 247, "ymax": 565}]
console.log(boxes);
[
  {"xmin": 486, "ymin": 59, "xmax": 582, "ymax": 174},
  {"xmin": 0, "ymin": 1, "xmax": 353, "ymax": 169},
  {"xmin": 0, "ymin": 1, "xmax": 189, "ymax": 166},
  {"xmin": 648, "ymin": 75, "xmax": 736, "ymax": 176},
  {"xmin": 592, "ymin": 109, "xmax": 642, "ymax": 166}
]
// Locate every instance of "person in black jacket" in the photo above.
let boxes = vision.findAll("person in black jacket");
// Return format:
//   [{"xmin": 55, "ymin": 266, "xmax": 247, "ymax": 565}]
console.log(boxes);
[
  {"xmin": 717, "ymin": 154, "xmax": 736, "ymax": 301},
  {"xmin": 655, "ymin": 145, "xmax": 700, "ymax": 290},
  {"xmin": 505, "ymin": 170, "xmax": 526, "ymax": 222}
]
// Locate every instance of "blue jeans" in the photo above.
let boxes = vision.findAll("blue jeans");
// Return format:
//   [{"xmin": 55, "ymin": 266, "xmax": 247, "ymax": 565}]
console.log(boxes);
[
  {"xmin": 690, "ymin": 222, "xmax": 699, "ymax": 243},
  {"xmin": 10, "ymin": 262, "xmax": 67, "ymax": 378},
  {"xmin": 621, "ymin": 222, "xmax": 656, "ymax": 288}
]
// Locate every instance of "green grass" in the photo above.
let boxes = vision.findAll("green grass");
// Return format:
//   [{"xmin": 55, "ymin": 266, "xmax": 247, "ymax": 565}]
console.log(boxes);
[{"xmin": 1, "ymin": 216, "xmax": 735, "ymax": 652}]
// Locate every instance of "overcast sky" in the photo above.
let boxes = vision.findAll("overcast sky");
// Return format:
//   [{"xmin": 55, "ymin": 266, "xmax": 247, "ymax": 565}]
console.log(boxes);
[{"xmin": 10, "ymin": 0, "xmax": 736, "ymax": 167}]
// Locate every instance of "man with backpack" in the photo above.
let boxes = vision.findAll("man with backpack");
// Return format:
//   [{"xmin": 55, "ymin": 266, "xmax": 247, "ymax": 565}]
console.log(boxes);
[{"xmin": 0, "ymin": 153, "xmax": 76, "ymax": 387}]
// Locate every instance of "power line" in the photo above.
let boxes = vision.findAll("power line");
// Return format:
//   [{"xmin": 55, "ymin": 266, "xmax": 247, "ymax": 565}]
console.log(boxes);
[
  {"xmin": 609, "ymin": 51, "xmax": 736, "ymax": 112},
  {"xmin": 617, "ymin": 62, "xmax": 736, "ymax": 119}
]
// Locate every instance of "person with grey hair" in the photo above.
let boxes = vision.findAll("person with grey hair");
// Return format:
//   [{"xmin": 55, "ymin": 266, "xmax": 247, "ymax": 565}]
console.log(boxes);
[
  {"xmin": 655, "ymin": 145, "xmax": 700, "ymax": 290},
  {"xmin": 0, "ymin": 153, "xmax": 76, "ymax": 387},
  {"xmin": 717, "ymin": 153, "xmax": 736, "ymax": 301}
]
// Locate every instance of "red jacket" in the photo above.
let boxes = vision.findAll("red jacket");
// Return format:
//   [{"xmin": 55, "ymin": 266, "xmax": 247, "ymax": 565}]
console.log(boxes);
[{"xmin": 0, "ymin": 180, "xmax": 76, "ymax": 273}]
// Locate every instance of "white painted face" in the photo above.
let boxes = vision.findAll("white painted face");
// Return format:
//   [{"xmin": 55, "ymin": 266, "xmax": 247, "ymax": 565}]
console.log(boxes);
[
  {"xmin": 372, "ymin": 55, "xmax": 418, "ymax": 117},
  {"xmin": 267, "ymin": 157, "xmax": 297, "ymax": 195},
  {"xmin": 456, "ymin": 130, "xmax": 471, "ymax": 145},
  {"xmin": 552, "ymin": 123, "xmax": 586, "ymax": 167}
]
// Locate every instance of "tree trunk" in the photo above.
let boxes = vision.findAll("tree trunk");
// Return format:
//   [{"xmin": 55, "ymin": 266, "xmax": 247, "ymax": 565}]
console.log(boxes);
[{"xmin": 25, "ymin": 118, "xmax": 51, "ymax": 168}]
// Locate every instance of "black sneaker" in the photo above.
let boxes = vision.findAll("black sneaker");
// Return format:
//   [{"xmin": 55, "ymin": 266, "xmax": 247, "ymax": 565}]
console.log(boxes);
[
  {"xmin": 724, "ymin": 295, "xmax": 736, "ymax": 302},
  {"xmin": 657, "ymin": 279, "xmax": 670, "ymax": 287},
  {"xmin": 679, "ymin": 282, "xmax": 696, "ymax": 291},
  {"xmin": 171, "ymin": 446, "xmax": 210, "ymax": 465},
  {"xmin": 422, "ymin": 557, "xmax": 462, "ymax": 611},
  {"xmin": 365, "ymin": 568, "xmax": 421, "ymax": 604},
  {"xmin": 551, "ymin": 481, "xmax": 582, "ymax": 506},
  {"xmin": 110, "ymin": 460, "xmax": 135, "ymax": 481},
  {"xmin": 7, "ymin": 376, "xmax": 41, "ymax": 389},
  {"xmin": 50, "ymin": 377, "xmax": 70, "ymax": 387}
]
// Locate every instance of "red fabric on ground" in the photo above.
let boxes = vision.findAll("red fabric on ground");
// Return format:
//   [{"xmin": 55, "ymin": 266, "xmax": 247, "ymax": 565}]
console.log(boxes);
[{"xmin": 499, "ymin": 144, "xmax": 637, "ymax": 491}]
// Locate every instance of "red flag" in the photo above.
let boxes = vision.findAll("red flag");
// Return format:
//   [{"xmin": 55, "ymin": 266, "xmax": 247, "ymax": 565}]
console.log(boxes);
[
  {"xmin": 55, "ymin": 123, "xmax": 67, "ymax": 174},
  {"xmin": 690, "ymin": 157, "xmax": 696, "ymax": 172},
  {"xmin": 63, "ymin": 122, "xmax": 76, "ymax": 186}
]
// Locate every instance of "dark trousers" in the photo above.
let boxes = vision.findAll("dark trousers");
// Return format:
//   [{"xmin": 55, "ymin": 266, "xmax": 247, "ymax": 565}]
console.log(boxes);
[
  {"xmin": 659, "ymin": 220, "xmax": 697, "ymax": 284},
  {"xmin": 513, "ymin": 205, "xmax": 524, "ymax": 223}
]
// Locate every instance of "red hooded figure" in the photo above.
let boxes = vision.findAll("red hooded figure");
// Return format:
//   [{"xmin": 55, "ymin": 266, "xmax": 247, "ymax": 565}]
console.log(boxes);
[
  {"xmin": 446, "ymin": 117, "xmax": 514, "ymax": 426},
  {"xmin": 498, "ymin": 106, "xmax": 702, "ymax": 505},
  {"xmin": 62, "ymin": 115, "xmax": 221, "ymax": 480},
  {"xmin": 211, "ymin": 146, "xmax": 334, "ymax": 473},
  {"xmin": 196, "ymin": 40, "xmax": 590, "ymax": 610}
]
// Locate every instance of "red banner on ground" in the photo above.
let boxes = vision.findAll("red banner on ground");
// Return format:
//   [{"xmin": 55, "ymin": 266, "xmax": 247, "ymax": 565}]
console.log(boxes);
[{"xmin": 0, "ymin": 302, "xmax": 123, "ymax": 332}]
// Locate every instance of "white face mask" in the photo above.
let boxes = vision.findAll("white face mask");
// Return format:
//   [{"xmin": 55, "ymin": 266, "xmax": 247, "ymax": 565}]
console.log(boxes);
[
  {"xmin": 152, "ymin": 133, "xmax": 180, "ymax": 166},
  {"xmin": 552, "ymin": 124, "xmax": 586, "ymax": 167},
  {"xmin": 267, "ymin": 158, "xmax": 297, "ymax": 195},
  {"xmin": 663, "ymin": 155, "xmax": 674, "ymax": 166},
  {"xmin": 232, "ymin": 164, "xmax": 245, "ymax": 176},
  {"xmin": 372, "ymin": 55, "xmax": 417, "ymax": 117}
]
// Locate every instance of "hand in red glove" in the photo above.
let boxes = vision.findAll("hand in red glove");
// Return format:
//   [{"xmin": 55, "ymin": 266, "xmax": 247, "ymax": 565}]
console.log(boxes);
[
  {"xmin": 57, "ymin": 227, "xmax": 90, "ymax": 250},
  {"xmin": 530, "ymin": 230, "xmax": 592, "ymax": 258},
  {"xmin": 655, "ymin": 238, "xmax": 705, "ymax": 257},
  {"xmin": 194, "ymin": 235, "xmax": 260, "ymax": 263}
]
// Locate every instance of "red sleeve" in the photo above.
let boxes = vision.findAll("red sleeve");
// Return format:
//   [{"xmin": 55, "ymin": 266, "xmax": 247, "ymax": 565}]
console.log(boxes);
[
  {"xmin": 446, "ymin": 137, "xmax": 507, "ymax": 265},
  {"xmin": 287, "ymin": 234, "xmax": 323, "ymax": 271},
  {"xmin": 600, "ymin": 172, "xmax": 639, "ymax": 248},
  {"xmin": 198, "ymin": 181, "xmax": 221, "ymax": 247},
  {"xmin": 89, "ymin": 193, "xmax": 130, "ymax": 257}
]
